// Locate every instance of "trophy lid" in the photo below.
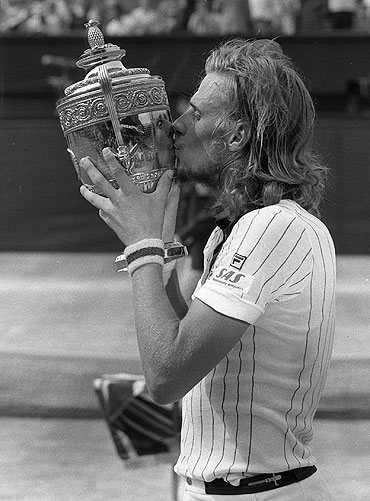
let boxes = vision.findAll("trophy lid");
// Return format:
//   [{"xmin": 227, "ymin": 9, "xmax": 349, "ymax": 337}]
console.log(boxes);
[
  {"xmin": 63, "ymin": 20, "xmax": 151, "ymax": 97},
  {"xmin": 76, "ymin": 20, "xmax": 126, "ymax": 71},
  {"xmin": 56, "ymin": 20, "xmax": 170, "ymax": 138}
]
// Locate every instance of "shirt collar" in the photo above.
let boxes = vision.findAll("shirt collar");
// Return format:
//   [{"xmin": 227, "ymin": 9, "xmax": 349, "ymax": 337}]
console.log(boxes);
[{"xmin": 216, "ymin": 217, "xmax": 239, "ymax": 241}]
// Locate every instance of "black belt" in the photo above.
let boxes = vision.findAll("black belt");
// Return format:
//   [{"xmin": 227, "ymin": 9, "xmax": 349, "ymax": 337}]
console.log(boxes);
[{"xmin": 204, "ymin": 465, "xmax": 317, "ymax": 495}]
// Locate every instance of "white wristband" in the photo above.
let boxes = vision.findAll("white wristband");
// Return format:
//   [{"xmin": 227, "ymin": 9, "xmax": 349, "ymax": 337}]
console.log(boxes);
[{"xmin": 124, "ymin": 238, "xmax": 165, "ymax": 276}]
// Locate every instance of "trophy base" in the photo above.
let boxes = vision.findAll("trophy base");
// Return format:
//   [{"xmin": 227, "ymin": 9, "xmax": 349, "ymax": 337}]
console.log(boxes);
[
  {"xmin": 114, "ymin": 242, "xmax": 188, "ymax": 273},
  {"xmin": 130, "ymin": 168, "xmax": 167, "ymax": 194}
]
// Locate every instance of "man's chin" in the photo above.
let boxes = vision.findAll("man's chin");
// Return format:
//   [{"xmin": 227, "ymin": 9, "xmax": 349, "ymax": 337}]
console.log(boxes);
[
  {"xmin": 174, "ymin": 162, "xmax": 218, "ymax": 187},
  {"xmin": 176, "ymin": 171, "xmax": 217, "ymax": 189}
]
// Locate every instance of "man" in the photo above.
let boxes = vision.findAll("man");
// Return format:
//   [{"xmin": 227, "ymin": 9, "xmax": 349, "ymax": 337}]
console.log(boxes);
[{"xmin": 80, "ymin": 38, "xmax": 335, "ymax": 500}]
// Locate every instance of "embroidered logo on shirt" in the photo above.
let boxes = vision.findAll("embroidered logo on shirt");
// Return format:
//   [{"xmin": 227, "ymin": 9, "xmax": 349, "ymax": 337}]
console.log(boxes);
[
  {"xmin": 210, "ymin": 266, "xmax": 254, "ymax": 291},
  {"xmin": 230, "ymin": 253, "xmax": 247, "ymax": 270}
]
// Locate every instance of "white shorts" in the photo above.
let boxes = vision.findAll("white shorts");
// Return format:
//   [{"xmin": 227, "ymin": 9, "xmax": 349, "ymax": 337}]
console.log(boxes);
[{"xmin": 181, "ymin": 471, "xmax": 333, "ymax": 500}]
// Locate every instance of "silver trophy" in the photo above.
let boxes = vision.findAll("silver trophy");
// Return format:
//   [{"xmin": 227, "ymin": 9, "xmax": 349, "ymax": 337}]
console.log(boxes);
[{"xmin": 56, "ymin": 20, "xmax": 187, "ymax": 270}]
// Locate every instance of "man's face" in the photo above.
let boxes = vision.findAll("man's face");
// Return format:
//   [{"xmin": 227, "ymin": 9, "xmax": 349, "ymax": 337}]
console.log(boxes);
[{"xmin": 173, "ymin": 72, "xmax": 233, "ymax": 187}]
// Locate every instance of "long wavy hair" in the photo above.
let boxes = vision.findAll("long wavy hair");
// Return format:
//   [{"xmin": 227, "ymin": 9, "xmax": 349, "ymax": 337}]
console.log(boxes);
[{"xmin": 205, "ymin": 38, "xmax": 328, "ymax": 220}]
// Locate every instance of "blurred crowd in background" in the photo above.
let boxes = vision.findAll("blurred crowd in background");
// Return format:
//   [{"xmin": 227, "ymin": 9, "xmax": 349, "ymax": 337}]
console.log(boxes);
[{"xmin": 2, "ymin": 0, "xmax": 370, "ymax": 37}]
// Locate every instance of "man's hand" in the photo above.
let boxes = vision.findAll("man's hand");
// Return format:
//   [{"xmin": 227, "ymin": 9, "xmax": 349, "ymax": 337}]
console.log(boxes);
[{"xmin": 79, "ymin": 147, "xmax": 175, "ymax": 247}]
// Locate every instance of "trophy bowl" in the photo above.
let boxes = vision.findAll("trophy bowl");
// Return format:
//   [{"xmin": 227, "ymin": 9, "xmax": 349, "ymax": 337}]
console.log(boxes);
[{"xmin": 56, "ymin": 20, "xmax": 175, "ymax": 195}]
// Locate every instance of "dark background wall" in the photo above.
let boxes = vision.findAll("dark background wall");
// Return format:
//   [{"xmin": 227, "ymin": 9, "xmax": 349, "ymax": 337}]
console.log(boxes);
[{"xmin": 0, "ymin": 35, "xmax": 369, "ymax": 253}]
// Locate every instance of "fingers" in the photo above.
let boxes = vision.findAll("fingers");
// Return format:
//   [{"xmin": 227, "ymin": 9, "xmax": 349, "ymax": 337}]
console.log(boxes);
[
  {"xmin": 98, "ymin": 208, "xmax": 111, "ymax": 224},
  {"xmin": 154, "ymin": 168, "xmax": 177, "ymax": 201},
  {"xmin": 161, "ymin": 171, "xmax": 180, "ymax": 243},
  {"xmin": 102, "ymin": 148, "xmax": 139, "ymax": 196},
  {"xmin": 80, "ymin": 156, "xmax": 119, "ymax": 200},
  {"xmin": 166, "ymin": 177, "xmax": 180, "ymax": 214},
  {"xmin": 80, "ymin": 184, "xmax": 108, "ymax": 210},
  {"xmin": 168, "ymin": 174, "xmax": 180, "ymax": 200},
  {"xmin": 101, "ymin": 147, "xmax": 124, "ymax": 178},
  {"xmin": 80, "ymin": 150, "xmax": 178, "ymax": 218}
]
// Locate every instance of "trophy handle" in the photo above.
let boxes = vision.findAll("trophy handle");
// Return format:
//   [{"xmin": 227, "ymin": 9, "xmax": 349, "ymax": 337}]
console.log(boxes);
[{"xmin": 97, "ymin": 65, "xmax": 131, "ymax": 167}]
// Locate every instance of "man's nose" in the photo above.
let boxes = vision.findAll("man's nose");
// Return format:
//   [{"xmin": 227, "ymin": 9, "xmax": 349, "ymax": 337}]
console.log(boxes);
[
  {"xmin": 173, "ymin": 114, "xmax": 185, "ymax": 136},
  {"xmin": 161, "ymin": 118, "xmax": 174, "ymax": 138}
]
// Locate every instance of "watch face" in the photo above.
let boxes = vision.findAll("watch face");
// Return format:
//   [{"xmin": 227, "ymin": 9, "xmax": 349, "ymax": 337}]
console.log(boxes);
[
  {"xmin": 114, "ymin": 253, "xmax": 128, "ymax": 273},
  {"xmin": 164, "ymin": 242, "xmax": 188, "ymax": 263}
]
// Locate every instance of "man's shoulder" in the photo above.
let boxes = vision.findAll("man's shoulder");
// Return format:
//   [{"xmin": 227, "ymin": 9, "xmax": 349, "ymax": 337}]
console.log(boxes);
[
  {"xmin": 227, "ymin": 201, "xmax": 317, "ymax": 252},
  {"xmin": 232, "ymin": 201, "xmax": 334, "ymax": 252},
  {"xmin": 236, "ymin": 201, "xmax": 300, "ymax": 231}
]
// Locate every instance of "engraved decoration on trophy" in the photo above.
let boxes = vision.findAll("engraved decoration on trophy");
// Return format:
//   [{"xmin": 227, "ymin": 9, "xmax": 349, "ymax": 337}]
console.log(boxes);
[{"xmin": 56, "ymin": 20, "xmax": 187, "ymax": 269}]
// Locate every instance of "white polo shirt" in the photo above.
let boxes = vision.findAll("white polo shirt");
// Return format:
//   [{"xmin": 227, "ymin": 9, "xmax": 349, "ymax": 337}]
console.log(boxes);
[{"xmin": 174, "ymin": 200, "xmax": 336, "ymax": 486}]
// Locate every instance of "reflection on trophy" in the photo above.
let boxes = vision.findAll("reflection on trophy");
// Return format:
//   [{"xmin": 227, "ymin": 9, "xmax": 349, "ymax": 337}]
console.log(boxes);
[{"xmin": 56, "ymin": 20, "xmax": 187, "ymax": 269}]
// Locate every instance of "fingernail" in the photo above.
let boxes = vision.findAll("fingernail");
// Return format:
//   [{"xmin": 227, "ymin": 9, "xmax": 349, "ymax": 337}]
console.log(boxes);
[
  {"xmin": 167, "ymin": 169, "xmax": 175, "ymax": 179},
  {"xmin": 103, "ymin": 147, "xmax": 112, "ymax": 157},
  {"xmin": 80, "ymin": 157, "xmax": 89, "ymax": 167}
]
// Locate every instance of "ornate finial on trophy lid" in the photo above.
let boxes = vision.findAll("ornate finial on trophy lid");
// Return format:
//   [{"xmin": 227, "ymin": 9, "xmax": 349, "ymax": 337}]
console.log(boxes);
[
  {"xmin": 85, "ymin": 20, "xmax": 105, "ymax": 50},
  {"xmin": 75, "ymin": 19, "xmax": 127, "ymax": 71},
  {"xmin": 64, "ymin": 19, "xmax": 151, "ymax": 96}
]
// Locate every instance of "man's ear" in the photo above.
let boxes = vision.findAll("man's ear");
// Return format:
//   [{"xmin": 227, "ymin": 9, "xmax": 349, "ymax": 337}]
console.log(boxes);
[{"xmin": 228, "ymin": 121, "xmax": 249, "ymax": 152}]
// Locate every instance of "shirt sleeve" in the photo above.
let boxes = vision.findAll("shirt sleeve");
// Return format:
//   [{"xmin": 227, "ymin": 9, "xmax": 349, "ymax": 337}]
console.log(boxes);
[{"xmin": 193, "ymin": 206, "xmax": 313, "ymax": 324}]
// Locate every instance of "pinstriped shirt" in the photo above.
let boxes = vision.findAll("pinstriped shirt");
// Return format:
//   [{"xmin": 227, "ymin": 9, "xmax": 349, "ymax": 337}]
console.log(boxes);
[{"xmin": 174, "ymin": 200, "xmax": 336, "ymax": 486}]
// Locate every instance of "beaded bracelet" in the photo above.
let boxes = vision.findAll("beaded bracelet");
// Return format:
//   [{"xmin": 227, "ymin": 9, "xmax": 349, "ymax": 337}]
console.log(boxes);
[{"xmin": 124, "ymin": 238, "xmax": 165, "ymax": 276}]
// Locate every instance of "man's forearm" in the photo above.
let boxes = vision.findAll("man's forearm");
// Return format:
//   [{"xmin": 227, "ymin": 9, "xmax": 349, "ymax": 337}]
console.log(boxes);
[
  {"xmin": 130, "ymin": 263, "xmax": 182, "ymax": 402},
  {"xmin": 129, "ymin": 261, "xmax": 249, "ymax": 405}
]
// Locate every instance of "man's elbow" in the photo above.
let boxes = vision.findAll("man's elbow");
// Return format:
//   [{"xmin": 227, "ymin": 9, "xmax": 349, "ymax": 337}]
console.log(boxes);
[{"xmin": 146, "ymin": 377, "xmax": 184, "ymax": 406}]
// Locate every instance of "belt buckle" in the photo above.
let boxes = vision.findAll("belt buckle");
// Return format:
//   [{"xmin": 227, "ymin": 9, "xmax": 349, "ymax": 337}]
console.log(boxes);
[{"xmin": 248, "ymin": 474, "xmax": 282, "ymax": 487}]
